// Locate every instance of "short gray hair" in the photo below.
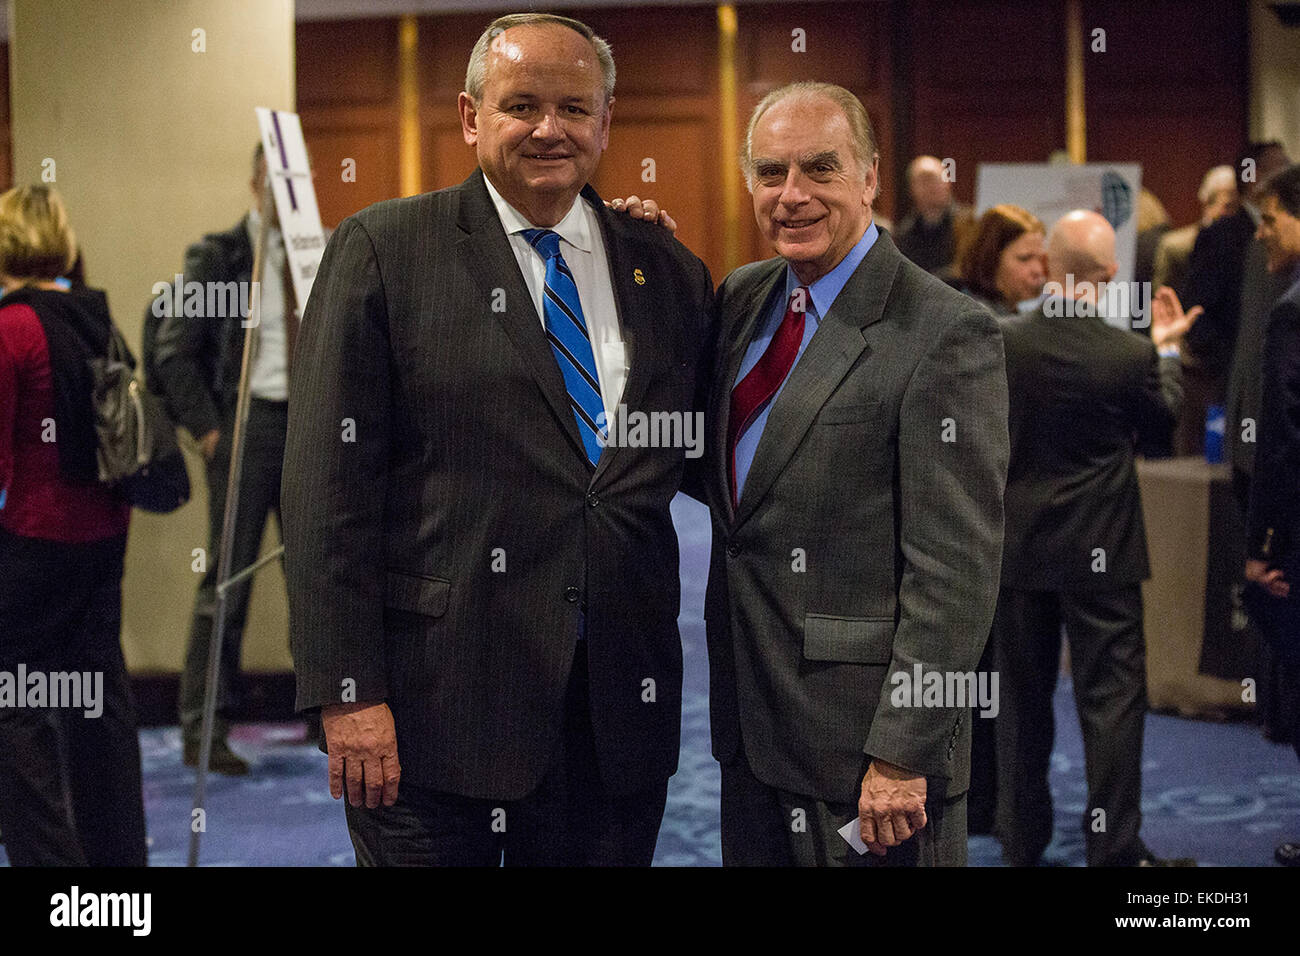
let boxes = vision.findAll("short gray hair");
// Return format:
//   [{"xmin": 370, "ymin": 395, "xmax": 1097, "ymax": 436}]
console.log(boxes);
[
  {"xmin": 464, "ymin": 13, "xmax": 615, "ymax": 105},
  {"xmin": 742, "ymin": 82, "xmax": 877, "ymax": 186},
  {"xmin": 1197, "ymin": 164, "xmax": 1236, "ymax": 206}
]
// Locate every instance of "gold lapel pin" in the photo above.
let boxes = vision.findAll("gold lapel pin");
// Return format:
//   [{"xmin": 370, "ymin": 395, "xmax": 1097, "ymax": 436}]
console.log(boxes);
[{"xmin": 633, "ymin": 268, "xmax": 646, "ymax": 285}]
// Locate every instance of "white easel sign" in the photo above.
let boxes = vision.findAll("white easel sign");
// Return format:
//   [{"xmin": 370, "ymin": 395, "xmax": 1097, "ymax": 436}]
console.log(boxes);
[{"xmin": 255, "ymin": 107, "xmax": 326, "ymax": 313}]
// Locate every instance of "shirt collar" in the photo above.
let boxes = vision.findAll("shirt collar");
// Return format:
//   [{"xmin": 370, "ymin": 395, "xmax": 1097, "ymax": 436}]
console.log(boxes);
[
  {"xmin": 247, "ymin": 207, "xmax": 281, "ymax": 245},
  {"xmin": 785, "ymin": 220, "xmax": 879, "ymax": 319},
  {"xmin": 483, "ymin": 173, "xmax": 592, "ymax": 254}
]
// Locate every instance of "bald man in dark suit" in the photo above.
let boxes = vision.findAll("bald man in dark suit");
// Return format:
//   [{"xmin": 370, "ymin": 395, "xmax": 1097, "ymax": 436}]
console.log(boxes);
[{"xmin": 996, "ymin": 211, "xmax": 1195, "ymax": 867}]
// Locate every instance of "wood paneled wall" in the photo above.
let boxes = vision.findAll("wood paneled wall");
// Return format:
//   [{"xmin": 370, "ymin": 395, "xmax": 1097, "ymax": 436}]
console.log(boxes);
[
  {"xmin": 0, "ymin": 2, "xmax": 1254, "ymax": 244},
  {"xmin": 905, "ymin": 0, "xmax": 1068, "ymax": 209},
  {"xmin": 296, "ymin": 17, "xmax": 402, "ymax": 229},
  {"xmin": 297, "ymin": 3, "xmax": 893, "ymax": 282},
  {"xmin": 902, "ymin": 0, "xmax": 1247, "ymax": 227},
  {"xmin": 287, "ymin": 0, "xmax": 1250, "ymax": 281},
  {"xmin": 1084, "ymin": 0, "xmax": 1248, "ymax": 227}
]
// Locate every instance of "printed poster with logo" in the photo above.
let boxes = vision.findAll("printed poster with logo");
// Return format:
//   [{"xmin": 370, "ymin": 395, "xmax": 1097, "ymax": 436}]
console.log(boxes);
[{"xmin": 975, "ymin": 162, "xmax": 1143, "ymax": 329}]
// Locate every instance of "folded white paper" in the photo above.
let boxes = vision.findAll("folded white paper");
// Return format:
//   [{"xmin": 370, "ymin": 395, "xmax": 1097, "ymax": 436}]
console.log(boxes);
[{"xmin": 838, "ymin": 817, "xmax": 869, "ymax": 855}]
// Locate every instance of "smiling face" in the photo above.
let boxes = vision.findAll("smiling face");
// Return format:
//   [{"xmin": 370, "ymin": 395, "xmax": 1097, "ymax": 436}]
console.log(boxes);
[
  {"xmin": 994, "ymin": 230, "xmax": 1046, "ymax": 307},
  {"xmin": 458, "ymin": 23, "xmax": 611, "ymax": 225},
  {"xmin": 1255, "ymin": 195, "xmax": 1300, "ymax": 274},
  {"xmin": 748, "ymin": 95, "xmax": 876, "ymax": 284}
]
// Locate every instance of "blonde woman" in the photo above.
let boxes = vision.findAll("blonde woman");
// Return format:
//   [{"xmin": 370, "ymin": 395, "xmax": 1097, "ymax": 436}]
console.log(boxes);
[{"xmin": 0, "ymin": 186, "xmax": 146, "ymax": 865}]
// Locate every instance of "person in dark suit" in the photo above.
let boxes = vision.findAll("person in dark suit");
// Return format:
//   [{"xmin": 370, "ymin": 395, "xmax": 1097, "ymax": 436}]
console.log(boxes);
[
  {"xmin": 1152, "ymin": 164, "xmax": 1239, "ymax": 303},
  {"xmin": 1223, "ymin": 179, "xmax": 1295, "ymax": 748},
  {"xmin": 995, "ymin": 210, "xmax": 1196, "ymax": 867},
  {"xmin": 702, "ymin": 82, "xmax": 1008, "ymax": 866},
  {"xmin": 1227, "ymin": 238, "xmax": 1294, "ymax": 510},
  {"xmin": 1241, "ymin": 164, "xmax": 1300, "ymax": 867},
  {"xmin": 1178, "ymin": 141, "xmax": 1290, "ymax": 455},
  {"xmin": 280, "ymin": 13, "xmax": 713, "ymax": 866},
  {"xmin": 152, "ymin": 142, "xmax": 298, "ymax": 776},
  {"xmin": 892, "ymin": 155, "xmax": 973, "ymax": 279}
]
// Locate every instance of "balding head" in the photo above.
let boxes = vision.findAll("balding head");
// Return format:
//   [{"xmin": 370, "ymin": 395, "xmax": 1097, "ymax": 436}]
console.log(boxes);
[
  {"xmin": 1047, "ymin": 210, "xmax": 1117, "ymax": 296},
  {"xmin": 908, "ymin": 155, "xmax": 945, "ymax": 182},
  {"xmin": 1198, "ymin": 165, "xmax": 1239, "ymax": 224},
  {"xmin": 907, "ymin": 155, "xmax": 951, "ymax": 219},
  {"xmin": 1199, "ymin": 165, "xmax": 1237, "ymax": 206}
]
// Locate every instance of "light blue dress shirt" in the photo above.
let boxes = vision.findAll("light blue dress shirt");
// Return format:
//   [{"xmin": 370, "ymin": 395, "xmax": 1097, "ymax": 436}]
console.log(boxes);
[{"xmin": 732, "ymin": 221, "xmax": 878, "ymax": 499}]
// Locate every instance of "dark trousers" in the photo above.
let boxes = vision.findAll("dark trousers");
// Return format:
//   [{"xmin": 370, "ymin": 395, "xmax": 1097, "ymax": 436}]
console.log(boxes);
[
  {"xmin": 1232, "ymin": 466, "xmax": 1293, "ymax": 741},
  {"xmin": 344, "ymin": 650, "xmax": 668, "ymax": 866},
  {"xmin": 178, "ymin": 398, "xmax": 286, "ymax": 746},
  {"xmin": 0, "ymin": 528, "xmax": 147, "ymax": 866},
  {"xmin": 994, "ymin": 584, "xmax": 1148, "ymax": 866},
  {"xmin": 1173, "ymin": 360, "xmax": 1224, "ymax": 457},
  {"xmin": 719, "ymin": 746, "xmax": 967, "ymax": 867},
  {"xmin": 1281, "ymin": 660, "xmax": 1300, "ymax": 763},
  {"xmin": 967, "ymin": 626, "xmax": 998, "ymax": 833}
]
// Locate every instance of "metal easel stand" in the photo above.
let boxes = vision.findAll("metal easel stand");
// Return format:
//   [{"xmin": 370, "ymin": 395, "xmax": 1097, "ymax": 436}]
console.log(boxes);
[{"xmin": 187, "ymin": 179, "xmax": 292, "ymax": 867}]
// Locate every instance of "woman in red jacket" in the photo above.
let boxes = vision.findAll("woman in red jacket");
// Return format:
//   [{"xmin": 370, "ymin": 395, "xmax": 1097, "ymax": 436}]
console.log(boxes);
[{"xmin": 0, "ymin": 185, "xmax": 146, "ymax": 865}]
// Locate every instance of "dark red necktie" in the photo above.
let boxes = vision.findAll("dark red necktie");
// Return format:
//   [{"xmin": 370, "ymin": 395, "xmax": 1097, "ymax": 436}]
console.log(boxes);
[{"xmin": 728, "ymin": 286, "xmax": 808, "ymax": 507}]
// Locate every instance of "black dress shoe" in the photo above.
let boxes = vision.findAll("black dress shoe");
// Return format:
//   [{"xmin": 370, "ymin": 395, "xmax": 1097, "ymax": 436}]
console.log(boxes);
[
  {"xmin": 1137, "ymin": 852, "xmax": 1197, "ymax": 867},
  {"xmin": 1276, "ymin": 842, "xmax": 1300, "ymax": 866},
  {"xmin": 183, "ymin": 740, "xmax": 250, "ymax": 776}
]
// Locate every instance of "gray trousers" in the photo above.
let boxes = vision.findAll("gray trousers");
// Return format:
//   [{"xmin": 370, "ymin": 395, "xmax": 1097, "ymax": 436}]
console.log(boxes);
[
  {"xmin": 720, "ymin": 746, "xmax": 968, "ymax": 866},
  {"xmin": 178, "ymin": 398, "xmax": 287, "ymax": 745}
]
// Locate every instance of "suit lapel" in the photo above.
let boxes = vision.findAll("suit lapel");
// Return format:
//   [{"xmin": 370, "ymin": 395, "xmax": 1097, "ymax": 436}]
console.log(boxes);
[
  {"xmin": 731, "ymin": 231, "xmax": 903, "ymax": 529},
  {"xmin": 585, "ymin": 185, "xmax": 655, "ymax": 485},
  {"xmin": 713, "ymin": 261, "xmax": 786, "ymax": 525},
  {"xmin": 454, "ymin": 169, "xmax": 588, "ymax": 465}
]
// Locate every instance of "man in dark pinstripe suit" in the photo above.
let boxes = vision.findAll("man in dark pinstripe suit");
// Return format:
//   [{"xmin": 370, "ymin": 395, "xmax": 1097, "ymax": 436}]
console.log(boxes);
[{"xmin": 281, "ymin": 13, "xmax": 714, "ymax": 865}]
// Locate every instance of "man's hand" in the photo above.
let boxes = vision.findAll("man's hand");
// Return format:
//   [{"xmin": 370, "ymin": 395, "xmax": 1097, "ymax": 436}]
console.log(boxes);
[
  {"xmin": 859, "ymin": 759, "xmax": 927, "ymax": 856},
  {"xmin": 605, "ymin": 195, "xmax": 678, "ymax": 234},
  {"xmin": 1246, "ymin": 558, "xmax": 1290, "ymax": 598},
  {"xmin": 199, "ymin": 429, "xmax": 221, "ymax": 461},
  {"xmin": 1151, "ymin": 286, "xmax": 1203, "ymax": 349},
  {"xmin": 321, "ymin": 700, "xmax": 401, "ymax": 808}
]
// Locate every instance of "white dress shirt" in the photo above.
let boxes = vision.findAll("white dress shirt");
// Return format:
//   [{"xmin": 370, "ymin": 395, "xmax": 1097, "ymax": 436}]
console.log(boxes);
[
  {"xmin": 246, "ymin": 208, "xmax": 288, "ymax": 401},
  {"xmin": 483, "ymin": 175, "xmax": 628, "ymax": 428}
]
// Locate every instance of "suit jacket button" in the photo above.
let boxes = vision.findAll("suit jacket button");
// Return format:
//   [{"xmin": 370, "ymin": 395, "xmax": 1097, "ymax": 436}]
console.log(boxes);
[
  {"xmin": 727, "ymin": 543, "xmax": 741, "ymax": 557},
  {"xmin": 587, "ymin": 492, "xmax": 600, "ymax": 508},
  {"xmin": 565, "ymin": 586, "xmax": 581, "ymax": 603}
]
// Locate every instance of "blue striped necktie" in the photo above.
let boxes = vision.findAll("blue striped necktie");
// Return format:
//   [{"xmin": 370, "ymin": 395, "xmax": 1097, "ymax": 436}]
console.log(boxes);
[{"xmin": 522, "ymin": 228, "xmax": 604, "ymax": 466}]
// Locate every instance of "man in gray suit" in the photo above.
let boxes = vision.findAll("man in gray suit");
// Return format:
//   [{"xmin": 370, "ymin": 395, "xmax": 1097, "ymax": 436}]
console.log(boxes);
[
  {"xmin": 281, "ymin": 13, "xmax": 713, "ymax": 865},
  {"xmin": 702, "ymin": 82, "xmax": 1009, "ymax": 866}
]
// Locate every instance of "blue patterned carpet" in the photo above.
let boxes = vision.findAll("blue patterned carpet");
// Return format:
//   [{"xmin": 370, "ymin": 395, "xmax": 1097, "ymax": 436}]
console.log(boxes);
[{"xmin": 3, "ymin": 494, "xmax": 1297, "ymax": 866}]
